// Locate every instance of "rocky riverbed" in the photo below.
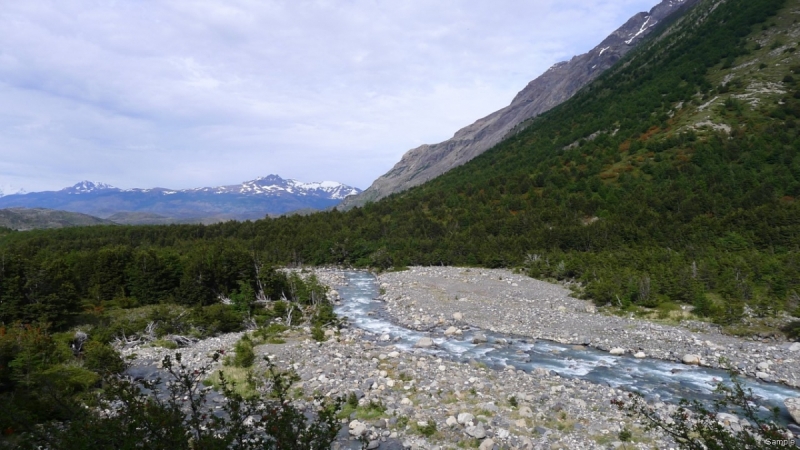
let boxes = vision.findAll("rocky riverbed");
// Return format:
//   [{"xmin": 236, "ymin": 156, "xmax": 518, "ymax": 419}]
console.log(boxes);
[
  {"xmin": 121, "ymin": 267, "xmax": 800, "ymax": 449},
  {"xmin": 377, "ymin": 267, "xmax": 800, "ymax": 389}
]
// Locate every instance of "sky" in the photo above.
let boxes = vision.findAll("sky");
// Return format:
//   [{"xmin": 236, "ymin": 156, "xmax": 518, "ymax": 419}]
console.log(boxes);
[{"xmin": 0, "ymin": 0, "xmax": 661, "ymax": 193}]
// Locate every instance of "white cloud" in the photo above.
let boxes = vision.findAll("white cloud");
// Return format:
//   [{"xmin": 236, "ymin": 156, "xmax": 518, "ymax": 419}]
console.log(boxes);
[{"xmin": 0, "ymin": 0, "xmax": 659, "ymax": 191}]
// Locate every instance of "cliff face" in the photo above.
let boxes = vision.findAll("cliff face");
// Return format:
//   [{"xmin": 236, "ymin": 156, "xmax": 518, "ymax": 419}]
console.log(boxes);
[{"xmin": 340, "ymin": 0, "xmax": 698, "ymax": 209}]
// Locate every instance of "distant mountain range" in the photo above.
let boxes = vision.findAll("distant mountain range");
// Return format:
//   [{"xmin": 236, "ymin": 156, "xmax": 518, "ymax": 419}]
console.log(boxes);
[
  {"xmin": 0, "ymin": 175, "xmax": 361, "ymax": 222},
  {"xmin": 339, "ymin": 0, "xmax": 698, "ymax": 209}
]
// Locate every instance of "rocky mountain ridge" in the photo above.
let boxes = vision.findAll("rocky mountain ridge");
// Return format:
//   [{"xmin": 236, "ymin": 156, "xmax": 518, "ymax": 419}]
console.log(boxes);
[
  {"xmin": 339, "ymin": 0, "xmax": 699, "ymax": 209},
  {"xmin": 0, "ymin": 175, "xmax": 361, "ymax": 221}
]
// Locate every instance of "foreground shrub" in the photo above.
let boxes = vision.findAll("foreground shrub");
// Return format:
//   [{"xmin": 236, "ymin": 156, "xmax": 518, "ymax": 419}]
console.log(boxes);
[
  {"xmin": 8, "ymin": 353, "xmax": 342, "ymax": 450},
  {"xmin": 614, "ymin": 372, "xmax": 793, "ymax": 449}
]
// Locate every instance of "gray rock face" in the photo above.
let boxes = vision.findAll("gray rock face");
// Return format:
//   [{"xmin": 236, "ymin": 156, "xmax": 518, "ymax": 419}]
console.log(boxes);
[
  {"xmin": 339, "ymin": 0, "xmax": 699, "ymax": 209},
  {"xmin": 785, "ymin": 398, "xmax": 800, "ymax": 424}
]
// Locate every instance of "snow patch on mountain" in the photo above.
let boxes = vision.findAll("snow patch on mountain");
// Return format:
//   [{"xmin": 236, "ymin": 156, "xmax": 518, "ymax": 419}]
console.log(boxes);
[
  {"xmin": 48, "ymin": 176, "xmax": 360, "ymax": 200},
  {"xmin": 61, "ymin": 181, "xmax": 116, "ymax": 194},
  {"xmin": 0, "ymin": 184, "xmax": 26, "ymax": 197},
  {"xmin": 625, "ymin": 15, "xmax": 654, "ymax": 45}
]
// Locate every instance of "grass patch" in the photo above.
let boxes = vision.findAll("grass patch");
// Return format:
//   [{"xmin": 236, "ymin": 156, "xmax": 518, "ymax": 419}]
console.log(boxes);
[
  {"xmin": 544, "ymin": 411, "xmax": 576, "ymax": 433},
  {"xmin": 336, "ymin": 399, "xmax": 387, "ymax": 420},
  {"xmin": 336, "ymin": 403, "xmax": 356, "ymax": 420},
  {"xmin": 151, "ymin": 339, "xmax": 178, "ymax": 349},
  {"xmin": 253, "ymin": 323, "xmax": 289, "ymax": 343},
  {"xmin": 411, "ymin": 419, "xmax": 437, "ymax": 437},
  {"xmin": 397, "ymin": 372, "xmax": 413, "ymax": 382},
  {"xmin": 204, "ymin": 367, "xmax": 259, "ymax": 399}
]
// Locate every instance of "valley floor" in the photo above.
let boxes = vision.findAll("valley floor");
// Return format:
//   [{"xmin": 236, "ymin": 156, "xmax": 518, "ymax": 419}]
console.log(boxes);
[
  {"xmin": 377, "ymin": 267, "xmax": 800, "ymax": 389},
  {"xmin": 121, "ymin": 267, "xmax": 800, "ymax": 449}
]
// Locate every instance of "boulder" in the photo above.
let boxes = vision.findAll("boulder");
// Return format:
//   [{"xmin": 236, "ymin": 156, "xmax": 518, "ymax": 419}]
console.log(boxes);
[
  {"xmin": 465, "ymin": 422, "xmax": 486, "ymax": 439},
  {"xmin": 446, "ymin": 416, "xmax": 458, "ymax": 427},
  {"xmin": 716, "ymin": 412, "xmax": 739, "ymax": 425},
  {"xmin": 444, "ymin": 326, "xmax": 458, "ymax": 336},
  {"xmin": 609, "ymin": 347, "xmax": 625, "ymax": 356},
  {"xmin": 518, "ymin": 406, "xmax": 533, "ymax": 418},
  {"xmin": 472, "ymin": 333, "xmax": 488, "ymax": 344},
  {"xmin": 453, "ymin": 312, "xmax": 464, "ymax": 321},
  {"xmin": 682, "ymin": 354, "xmax": 701, "ymax": 365},
  {"xmin": 349, "ymin": 420, "xmax": 367, "ymax": 436},
  {"xmin": 788, "ymin": 342, "xmax": 800, "ymax": 352},
  {"xmin": 479, "ymin": 438, "xmax": 495, "ymax": 450},
  {"xmin": 479, "ymin": 402, "xmax": 499, "ymax": 412},
  {"xmin": 634, "ymin": 351, "xmax": 647, "ymax": 359},
  {"xmin": 457, "ymin": 412, "xmax": 474, "ymax": 425},
  {"xmin": 785, "ymin": 398, "xmax": 800, "ymax": 425},
  {"xmin": 414, "ymin": 337, "xmax": 434, "ymax": 348}
]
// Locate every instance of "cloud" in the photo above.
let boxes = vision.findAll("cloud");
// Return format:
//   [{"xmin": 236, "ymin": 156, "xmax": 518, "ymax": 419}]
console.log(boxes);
[{"xmin": 0, "ymin": 0, "xmax": 659, "ymax": 191}]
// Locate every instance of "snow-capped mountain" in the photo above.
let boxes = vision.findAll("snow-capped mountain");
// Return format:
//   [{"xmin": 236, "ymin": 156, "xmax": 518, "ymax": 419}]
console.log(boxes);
[
  {"xmin": 191, "ymin": 175, "xmax": 360, "ymax": 200},
  {"xmin": 61, "ymin": 181, "xmax": 115, "ymax": 194},
  {"xmin": 0, "ymin": 184, "xmax": 26, "ymax": 197},
  {"xmin": 0, "ymin": 175, "xmax": 361, "ymax": 222}
]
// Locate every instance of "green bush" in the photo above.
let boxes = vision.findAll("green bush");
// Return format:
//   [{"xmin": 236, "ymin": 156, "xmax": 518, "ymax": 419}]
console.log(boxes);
[
  {"xmin": 261, "ymin": 323, "xmax": 288, "ymax": 336},
  {"xmin": 347, "ymin": 391, "xmax": 358, "ymax": 408},
  {"xmin": 311, "ymin": 326, "xmax": 326, "ymax": 342},
  {"xmin": 417, "ymin": 419, "xmax": 437, "ymax": 437},
  {"xmin": 782, "ymin": 320, "xmax": 800, "ymax": 340},
  {"xmin": 230, "ymin": 335, "xmax": 255, "ymax": 368},
  {"xmin": 312, "ymin": 303, "xmax": 338, "ymax": 328},
  {"xmin": 83, "ymin": 341, "xmax": 125, "ymax": 374},
  {"xmin": 190, "ymin": 304, "xmax": 243, "ymax": 335}
]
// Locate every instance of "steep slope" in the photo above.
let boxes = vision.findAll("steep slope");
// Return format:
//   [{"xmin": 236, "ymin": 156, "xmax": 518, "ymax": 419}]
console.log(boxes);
[
  {"xmin": 0, "ymin": 207, "xmax": 113, "ymax": 230},
  {"xmin": 0, "ymin": 176, "xmax": 361, "ymax": 221},
  {"xmin": 340, "ymin": 0, "xmax": 699, "ymax": 209}
]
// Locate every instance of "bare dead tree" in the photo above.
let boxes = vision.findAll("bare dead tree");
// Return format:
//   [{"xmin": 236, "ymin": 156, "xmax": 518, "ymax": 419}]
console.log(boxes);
[
  {"xmin": 144, "ymin": 321, "xmax": 158, "ymax": 340},
  {"xmin": 252, "ymin": 253, "xmax": 269, "ymax": 303},
  {"xmin": 286, "ymin": 303, "xmax": 296, "ymax": 327}
]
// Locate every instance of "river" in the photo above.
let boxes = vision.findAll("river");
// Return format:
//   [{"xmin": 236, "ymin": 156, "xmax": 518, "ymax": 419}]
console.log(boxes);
[{"xmin": 334, "ymin": 270, "xmax": 800, "ymax": 425}]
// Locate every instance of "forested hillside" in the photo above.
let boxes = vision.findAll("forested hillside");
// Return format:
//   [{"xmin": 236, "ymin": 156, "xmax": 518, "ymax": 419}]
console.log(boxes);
[{"xmin": 1, "ymin": 0, "xmax": 798, "ymax": 332}]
